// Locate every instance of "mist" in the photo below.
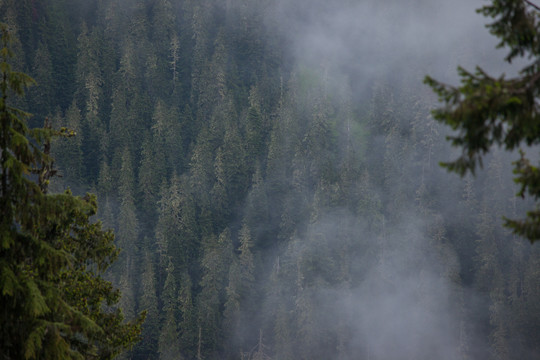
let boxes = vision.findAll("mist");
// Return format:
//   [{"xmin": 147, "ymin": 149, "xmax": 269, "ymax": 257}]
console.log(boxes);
[
  {"xmin": 242, "ymin": 0, "xmax": 536, "ymax": 359},
  {"xmin": 5, "ymin": 0, "xmax": 540, "ymax": 359},
  {"xmin": 273, "ymin": 0, "xmax": 520, "ymax": 92}
]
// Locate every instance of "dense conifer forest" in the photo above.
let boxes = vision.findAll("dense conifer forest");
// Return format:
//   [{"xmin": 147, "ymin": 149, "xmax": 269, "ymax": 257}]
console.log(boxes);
[{"xmin": 2, "ymin": 0, "xmax": 540, "ymax": 359}]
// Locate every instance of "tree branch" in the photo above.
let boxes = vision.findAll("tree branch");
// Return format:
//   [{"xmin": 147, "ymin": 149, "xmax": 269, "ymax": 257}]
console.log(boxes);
[{"xmin": 524, "ymin": 0, "xmax": 540, "ymax": 12}]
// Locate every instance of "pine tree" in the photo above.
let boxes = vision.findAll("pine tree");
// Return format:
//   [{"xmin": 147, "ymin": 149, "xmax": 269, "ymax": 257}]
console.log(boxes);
[
  {"xmin": 158, "ymin": 260, "xmax": 182, "ymax": 360},
  {"xmin": 178, "ymin": 270, "xmax": 198, "ymax": 358},
  {"xmin": 136, "ymin": 249, "xmax": 160, "ymax": 359},
  {"xmin": 155, "ymin": 174, "xmax": 198, "ymax": 275},
  {"xmin": 148, "ymin": 0, "xmax": 177, "ymax": 99},
  {"xmin": 28, "ymin": 41, "xmax": 53, "ymax": 118},
  {"xmin": 197, "ymin": 229, "xmax": 233, "ymax": 357},
  {"xmin": 220, "ymin": 120, "xmax": 249, "ymax": 205},
  {"xmin": 223, "ymin": 223, "xmax": 256, "ymax": 354},
  {"xmin": 115, "ymin": 146, "xmax": 139, "ymax": 321},
  {"xmin": 74, "ymin": 23, "xmax": 107, "ymax": 183},
  {"xmin": 268, "ymin": 248, "xmax": 297, "ymax": 360},
  {"xmin": 190, "ymin": 1, "xmax": 212, "ymax": 111},
  {"xmin": 211, "ymin": 147, "xmax": 231, "ymax": 229},
  {"xmin": 138, "ymin": 132, "xmax": 164, "ymax": 228},
  {"xmin": 169, "ymin": 33, "xmax": 182, "ymax": 91},
  {"xmin": 243, "ymin": 163, "xmax": 271, "ymax": 248},
  {"xmin": 151, "ymin": 100, "xmax": 183, "ymax": 176},
  {"xmin": 0, "ymin": 23, "xmax": 143, "ymax": 359},
  {"xmin": 244, "ymin": 88, "xmax": 267, "ymax": 167}
]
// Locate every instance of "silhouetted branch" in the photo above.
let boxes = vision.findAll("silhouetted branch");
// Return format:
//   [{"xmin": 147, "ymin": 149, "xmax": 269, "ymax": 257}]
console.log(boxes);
[{"xmin": 524, "ymin": 0, "xmax": 540, "ymax": 11}]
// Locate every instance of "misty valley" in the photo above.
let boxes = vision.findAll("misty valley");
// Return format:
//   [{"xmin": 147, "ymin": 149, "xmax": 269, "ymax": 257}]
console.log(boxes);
[{"xmin": 1, "ymin": 0, "xmax": 540, "ymax": 359}]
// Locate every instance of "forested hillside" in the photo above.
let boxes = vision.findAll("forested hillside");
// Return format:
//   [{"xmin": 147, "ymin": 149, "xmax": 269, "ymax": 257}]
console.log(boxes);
[{"xmin": 2, "ymin": 0, "xmax": 540, "ymax": 359}]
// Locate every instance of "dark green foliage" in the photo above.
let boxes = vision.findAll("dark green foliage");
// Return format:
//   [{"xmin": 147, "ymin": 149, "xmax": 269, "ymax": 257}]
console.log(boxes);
[
  {"xmin": 425, "ymin": 0, "xmax": 540, "ymax": 242},
  {"xmin": 0, "ymin": 23, "xmax": 143, "ymax": 359},
  {"xmin": 6, "ymin": 1, "xmax": 540, "ymax": 359}
]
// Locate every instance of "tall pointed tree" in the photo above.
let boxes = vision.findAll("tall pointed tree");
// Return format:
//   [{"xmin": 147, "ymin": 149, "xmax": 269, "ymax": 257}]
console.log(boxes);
[
  {"xmin": 28, "ymin": 41, "xmax": 53, "ymax": 119},
  {"xmin": 158, "ymin": 260, "xmax": 181, "ymax": 360},
  {"xmin": 136, "ymin": 249, "xmax": 160, "ymax": 358},
  {"xmin": 197, "ymin": 229, "xmax": 233, "ymax": 357},
  {"xmin": 223, "ymin": 222, "xmax": 256, "ymax": 355},
  {"xmin": 114, "ymin": 146, "xmax": 140, "ymax": 321}
]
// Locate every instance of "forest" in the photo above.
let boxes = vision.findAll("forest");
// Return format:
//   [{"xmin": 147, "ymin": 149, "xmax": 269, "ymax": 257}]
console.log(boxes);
[{"xmin": 1, "ymin": 0, "xmax": 540, "ymax": 359}]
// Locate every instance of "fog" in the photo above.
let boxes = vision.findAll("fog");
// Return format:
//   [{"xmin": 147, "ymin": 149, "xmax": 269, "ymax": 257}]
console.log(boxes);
[
  {"xmin": 7, "ymin": 0, "xmax": 538, "ymax": 358},
  {"xmin": 272, "ymin": 0, "xmax": 522, "ymax": 91},
  {"xmin": 245, "ymin": 0, "xmax": 532, "ymax": 359}
]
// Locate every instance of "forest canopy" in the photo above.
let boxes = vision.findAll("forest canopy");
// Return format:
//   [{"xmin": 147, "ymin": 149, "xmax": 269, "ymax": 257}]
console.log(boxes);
[{"xmin": 1, "ymin": 0, "xmax": 540, "ymax": 359}]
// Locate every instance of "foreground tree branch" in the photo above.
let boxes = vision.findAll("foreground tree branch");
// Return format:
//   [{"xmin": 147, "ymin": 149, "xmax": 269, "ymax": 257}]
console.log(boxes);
[{"xmin": 425, "ymin": 0, "xmax": 540, "ymax": 242}]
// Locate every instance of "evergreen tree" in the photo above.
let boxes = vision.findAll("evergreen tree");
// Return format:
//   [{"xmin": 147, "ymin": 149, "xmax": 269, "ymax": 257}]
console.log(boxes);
[
  {"xmin": 220, "ymin": 119, "xmax": 249, "ymax": 205},
  {"xmin": 41, "ymin": 0, "xmax": 77, "ymax": 111},
  {"xmin": 169, "ymin": 33, "xmax": 182, "ymax": 92},
  {"xmin": 210, "ymin": 147, "xmax": 231, "ymax": 230},
  {"xmin": 151, "ymin": 100, "xmax": 183, "ymax": 176},
  {"xmin": 268, "ymin": 246, "xmax": 298, "ymax": 360},
  {"xmin": 244, "ymin": 90, "xmax": 266, "ymax": 166},
  {"xmin": 223, "ymin": 222, "xmax": 256, "ymax": 355},
  {"xmin": 197, "ymin": 229, "xmax": 233, "ymax": 358},
  {"xmin": 158, "ymin": 260, "xmax": 182, "ymax": 360},
  {"xmin": 75, "ymin": 23, "xmax": 107, "ymax": 183},
  {"xmin": 4, "ymin": 1, "xmax": 540, "ymax": 359},
  {"xmin": 136, "ymin": 249, "xmax": 160, "ymax": 359},
  {"xmin": 243, "ymin": 163, "xmax": 271, "ymax": 248},
  {"xmin": 115, "ymin": 146, "xmax": 140, "ymax": 321},
  {"xmin": 155, "ymin": 174, "xmax": 198, "ymax": 275},
  {"xmin": 136, "ymin": 132, "xmax": 161, "ymax": 231},
  {"xmin": 147, "ymin": 0, "xmax": 177, "ymax": 99},
  {"xmin": 28, "ymin": 41, "xmax": 53, "ymax": 118},
  {"xmin": 425, "ymin": 0, "xmax": 540, "ymax": 242},
  {"xmin": 0, "ymin": 23, "xmax": 143, "ymax": 359},
  {"xmin": 178, "ymin": 270, "xmax": 198, "ymax": 358},
  {"xmin": 190, "ymin": 1, "xmax": 212, "ymax": 111}
]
